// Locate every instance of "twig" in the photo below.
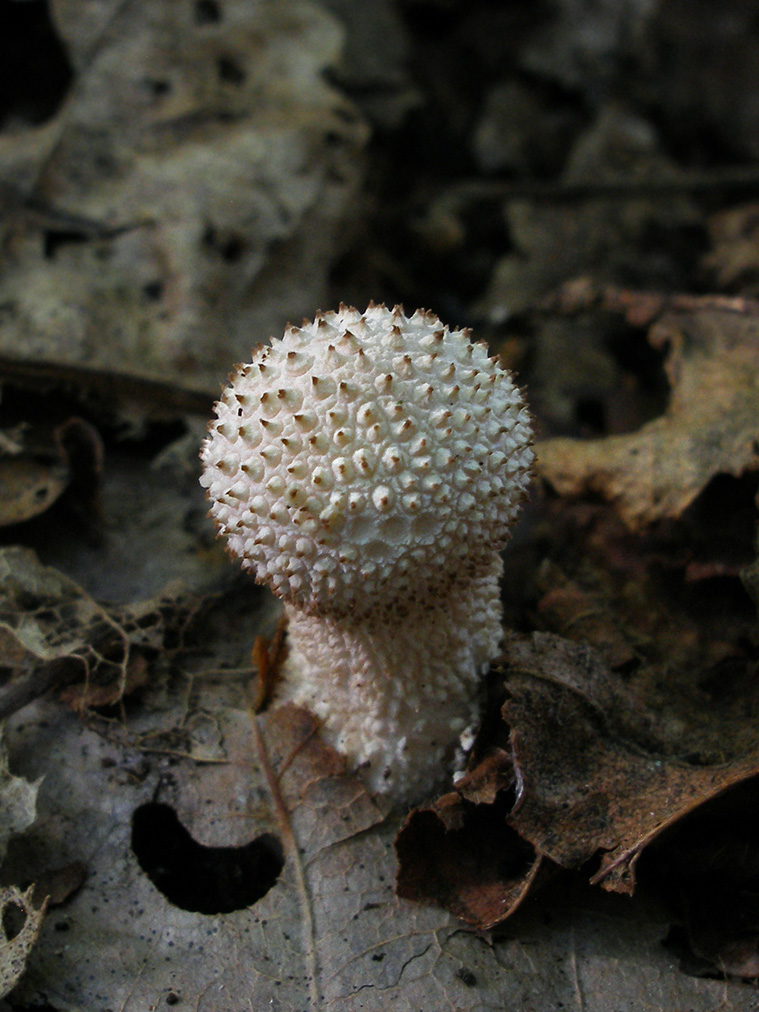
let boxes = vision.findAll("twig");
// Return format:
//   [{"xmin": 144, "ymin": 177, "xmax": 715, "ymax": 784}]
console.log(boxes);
[
  {"xmin": 0, "ymin": 657, "xmax": 85, "ymax": 721},
  {"xmin": 0, "ymin": 355, "xmax": 213, "ymax": 417},
  {"xmin": 429, "ymin": 165, "xmax": 759, "ymax": 211}
]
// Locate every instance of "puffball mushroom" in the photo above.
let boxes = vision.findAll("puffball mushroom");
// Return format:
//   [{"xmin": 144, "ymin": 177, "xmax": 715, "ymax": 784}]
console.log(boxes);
[{"xmin": 200, "ymin": 304, "xmax": 533, "ymax": 802}]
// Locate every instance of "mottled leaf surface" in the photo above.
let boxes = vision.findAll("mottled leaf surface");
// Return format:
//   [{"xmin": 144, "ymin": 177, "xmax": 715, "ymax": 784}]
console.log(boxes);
[{"xmin": 0, "ymin": 0, "xmax": 367, "ymax": 393}]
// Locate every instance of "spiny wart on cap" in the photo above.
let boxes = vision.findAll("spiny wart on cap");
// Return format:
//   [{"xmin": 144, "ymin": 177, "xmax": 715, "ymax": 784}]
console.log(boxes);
[{"xmin": 200, "ymin": 304, "xmax": 533, "ymax": 802}]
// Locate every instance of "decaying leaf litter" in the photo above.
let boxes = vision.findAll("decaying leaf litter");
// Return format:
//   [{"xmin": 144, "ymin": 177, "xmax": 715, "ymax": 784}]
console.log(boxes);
[{"xmin": 1, "ymin": 0, "xmax": 759, "ymax": 1009}]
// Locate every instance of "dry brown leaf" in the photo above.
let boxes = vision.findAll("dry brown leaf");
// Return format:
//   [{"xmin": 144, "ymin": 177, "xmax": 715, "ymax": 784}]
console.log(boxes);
[
  {"xmin": 537, "ymin": 299, "xmax": 759, "ymax": 528},
  {"xmin": 535, "ymin": 559, "xmax": 638, "ymax": 671},
  {"xmin": 501, "ymin": 632, "xmax": 759, "ymax": 895},
  {"xmin": 395, "ymin": 808, "xmax": 544, "ymax": 930},
  {"xmin": 395, "ymin": 749, "xmax": 547, "ymax": 929}
]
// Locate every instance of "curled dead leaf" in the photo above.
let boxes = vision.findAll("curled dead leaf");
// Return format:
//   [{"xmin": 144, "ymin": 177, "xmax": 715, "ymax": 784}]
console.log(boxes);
[
  {"xmin": 537, "ymin": 297, "xmax": 759, "ymax": 529},
  {"xmin": 395, "ymin": 750, "xmax": 547, "ymax": 930}
]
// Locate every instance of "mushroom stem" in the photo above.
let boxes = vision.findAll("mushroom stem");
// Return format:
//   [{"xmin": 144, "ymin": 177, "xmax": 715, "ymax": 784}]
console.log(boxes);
[{"xmin": 279, "ymin": 557, "xmax": 503, "ymax": 799}]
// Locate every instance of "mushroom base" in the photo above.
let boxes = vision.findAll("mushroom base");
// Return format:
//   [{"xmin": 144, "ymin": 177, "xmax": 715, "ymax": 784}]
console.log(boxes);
[{"xmin": 276, "ymin": 558, "xmax": 504, "ymax": 804}]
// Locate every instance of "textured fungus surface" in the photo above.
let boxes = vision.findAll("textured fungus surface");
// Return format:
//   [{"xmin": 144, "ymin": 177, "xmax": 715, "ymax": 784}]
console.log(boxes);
[{"xmin": 201, "ymin": 304, "xmax": 533, "ymax": 799}]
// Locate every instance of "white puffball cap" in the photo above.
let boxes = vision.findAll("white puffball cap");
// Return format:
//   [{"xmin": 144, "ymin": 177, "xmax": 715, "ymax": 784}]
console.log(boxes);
[{"xmin": 201, "ymin": 304, "xmax": 533, "ymax": 617}]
